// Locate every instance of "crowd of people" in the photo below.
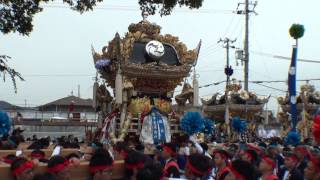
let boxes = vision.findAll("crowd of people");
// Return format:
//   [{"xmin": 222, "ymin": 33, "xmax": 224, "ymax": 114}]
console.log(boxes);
[{"xmin": 1, "ymin": 127, "xmax": 320, "ymax": 180}]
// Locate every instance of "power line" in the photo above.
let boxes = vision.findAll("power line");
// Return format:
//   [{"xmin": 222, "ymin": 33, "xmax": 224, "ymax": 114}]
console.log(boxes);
[
  {"xmin": 222, "ymin": 14, "xmax": 236, "ymax": 37},
  {"xmin": 23, "ymin": 74, "xmax": 95, "ymax": 77},
  {"xmin": 198, "ymin": 78, "xmax": 320, "ymax": 89},
  {"xmin": 252, "ymin": 51, "xmax": 320, "ymax": 63},
  {"xmin": 199, "ymin": 80, "xmax": 226, "ymax": 88},
  {"xmin": 42, "ymin": 4, "xmax": 234, "ymax": 14},
  {"xmin": 247, "ymin": 78, "xmax": 320, "ymax": 83},
  {"xmin": 250, "ymin": 83, "xmax": 286, "ymax": 92}
]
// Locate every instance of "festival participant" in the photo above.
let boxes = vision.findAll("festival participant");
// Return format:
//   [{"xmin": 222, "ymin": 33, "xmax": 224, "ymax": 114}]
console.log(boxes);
[
  {"xmin": 278, "ymin": 152, "xmax": 304, "ymax": 180},
  {"xmin": 225, "ymin": 159, "xmax": 254, "ymax": 180},
  {"xmin": 184, "ymin": 153, "xmax": 212, "ymax": 180},
  {"xmin": 304, "ymin": 155, "xmax": 320, "ymax": 180},
  {"xmin": 30, "ymin": 149, "xmax": 48, "ymax": 164},
  {"xmin": 189, "ymin": 136, "xmax": 212, "ymax": 159},
  {"xmin": 136, "ymin": 161, "xmax": 163, "ymax": 180},
  {"xmin": 240, "ymin": 148, "xmax": 260, "ymax": 179},
  {"xmin": 47, "ymin": 155, "xmax": 71, "ymax": 180},
  {"xmin": 123, "ymin": 150, "xmax": 147, "ymax": 180},
  {"xmin": 240, "ymin": 149, "xmax": 258, "ymax": 165},
  {"xmin": 28, "ymin": 137, "xmax": 50, "ymax": 149},
  {"xmin": 89, "ymin": 148, "xmax": 114, "ymax": 180},
  {"xmin": 2, "ymin": 154, "xmax": 17, "ymax": 164},
  {"xmin": 227, "ymin": 144, "xmax": 238, "ymax": 160},
  {"xmin": 212, "ymin": 149, "xmax": 229, "ymax": 180},
  {"xmin": 267, "ymin": 144, "xmax": 284, "ymax": 174},
  {"xmin": 11, "ymin": 157, "xmax": 34, "ymax": 180},
  {"xmin": 113, "ymin": 141, "xmax": 129, "ymax": 159},
  {"xmin": 161, "ymin": 142, "xmax": 180, "ymax": 178},
  {"xmin": 134, "ymin": 143, "xmax": 145, "ymax": 153},
  {"xmin": 66, "ymin": 153, "xmax": 81, "ymax": 167},
  {"xmin": 176, "ymin": 142, "xmax": 190, "ymax": 172},
  {"xmin": 258, "ymin": 156, "xmax": 278, "ymax": 180},
  {"xmin": 1, "ymin": 135, "xmax": 19, "ymax": 149},
  {"xmin": 247, "ymin": 143, "xmax": 265, "ymax": 157},
  {"xmin": 11, "ymin": 127, "xmax": 25, "ymax": 146},
  {"xmin": 32, "ymin": 134, "xmax": 38, "ymax": 141},
  {"xmin": 258, "ymin": 142, "xmax": 267, "ymax": 149},
  {"xmin": 83, "ymin": 145, "xmax": 95, "ymax": 161},
  {"xmin": 293, "ymin": 145, "xmax": 308, "ymax": 174}
]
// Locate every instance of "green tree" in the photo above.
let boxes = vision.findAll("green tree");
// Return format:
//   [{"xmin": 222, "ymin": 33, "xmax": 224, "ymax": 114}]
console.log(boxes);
[
  {"xmin": 139, "ymin": 0, "xmax": 204, "ymax": 16},
  {"xmin": 0, "ymin": 55, "xmax": 24, "ymax": 93},
  {"xmin": 0, "ymin": 0, "xmax": 204, "ymax": 36},
  {"xmin": 0, "ymin": 0, "xmax": 104, "ymax": 36}
]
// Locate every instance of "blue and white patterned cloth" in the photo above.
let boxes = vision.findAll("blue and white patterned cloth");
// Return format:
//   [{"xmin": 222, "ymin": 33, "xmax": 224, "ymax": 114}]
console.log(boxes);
[{"xmin": 140, "ymin": 108, "xmax": 171, "ymax": 144}]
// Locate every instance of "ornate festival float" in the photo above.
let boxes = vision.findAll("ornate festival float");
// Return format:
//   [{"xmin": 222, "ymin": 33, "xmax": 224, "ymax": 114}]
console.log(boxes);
[
  {"xmin": 201, "ymin": 79, "xmax": 269, "ymax": 141},
  {"xmin": 91, "ymin": 13, "xmax": 200, "ymax": 145},
  {"xmin": 278, "ymin": 83, "xmax": 320, "ymax": 140}
]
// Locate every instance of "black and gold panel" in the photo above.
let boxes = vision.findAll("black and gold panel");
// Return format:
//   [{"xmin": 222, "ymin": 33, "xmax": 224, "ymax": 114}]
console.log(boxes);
[{"xmin": 129, "ymin": 41, "xmax": 180, "ymax": 65}]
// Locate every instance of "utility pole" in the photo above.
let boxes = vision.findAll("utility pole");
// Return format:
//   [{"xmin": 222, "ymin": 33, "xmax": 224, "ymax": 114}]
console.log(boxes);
[
  {"xmin": 244, "ymin": 0, "xmax": 249, "ymax": 91},
  {"xmin": 236, "ymin": 0, "xmax": 257, "ymax": 91},
  {"xmin": 78, "ymin": 84, "xmax": 80, "ymax": 98},
  {"xmin": 218, "ymin": 38, "xmax": 236, "ymax": 139}
]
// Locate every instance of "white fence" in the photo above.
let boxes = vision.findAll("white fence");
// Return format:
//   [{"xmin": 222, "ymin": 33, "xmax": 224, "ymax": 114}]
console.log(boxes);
[{"xmin": 6, "ymin": 110, "xmax": 97, "ymax": 121}]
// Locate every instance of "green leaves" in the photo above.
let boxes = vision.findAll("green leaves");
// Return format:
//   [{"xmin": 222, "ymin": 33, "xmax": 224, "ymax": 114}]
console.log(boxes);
[
  {"xmin": 0, "ymin": 0, "xmax": 104, "ymax": 35},
  {"xmin": 289, "ymin": 24, "xmax": 305, "ymax": 39},
  {"xmin": 139, "ymin": 0, "xmax": 203, "ymax": 16},
  {"xmin": 0, "ymin": 0, "xmax": 204, "ymax": 35},
  {"xmin": 0, "ymin": 55, "xmax": 24, "ymax": 93}
]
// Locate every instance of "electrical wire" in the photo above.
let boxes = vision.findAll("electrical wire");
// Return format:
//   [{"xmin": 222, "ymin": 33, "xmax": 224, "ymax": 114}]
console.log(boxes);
[
  {"xmin": 249, "ymin": 83, "xmax": 286, "ymax": 92},
  {"xmin": 199, "ymin": 80, "xmax": 226, "ymax": 88},
  {"xmin": 252, "ymin": 51, "xmax": 320, "ymax": 64},
  {"xmin": 42, "ymin": 4, "xmax": 234, "ymax": 14},
  {"xmin": 196, "ymin": 78, "xmax": 320, "ymax": 89},
  {"xmin": 23, "ymin": 74, "xmax": 95, "ymax": 77}
]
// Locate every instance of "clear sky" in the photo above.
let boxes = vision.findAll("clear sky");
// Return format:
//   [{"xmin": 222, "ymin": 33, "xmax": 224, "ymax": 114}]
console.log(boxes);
[{"xmin": 0, "ymin": 0, "xmax": 319, "ymax": 112}]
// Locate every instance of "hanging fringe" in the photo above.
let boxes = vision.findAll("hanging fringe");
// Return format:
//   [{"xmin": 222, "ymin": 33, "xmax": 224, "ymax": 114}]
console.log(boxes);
[
  {"xmin": 193, "ymin": 70, "xmax": 199, "ymax": 106},
  {"xmin": 115, "ymin": 68, "xmax": 123, "ymax": 104}
]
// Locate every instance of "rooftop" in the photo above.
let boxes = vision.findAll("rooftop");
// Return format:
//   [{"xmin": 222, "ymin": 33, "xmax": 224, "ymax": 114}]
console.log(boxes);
[{"xmin": 38, "ymin": 96, "xmax": 93, "ymax": 108}]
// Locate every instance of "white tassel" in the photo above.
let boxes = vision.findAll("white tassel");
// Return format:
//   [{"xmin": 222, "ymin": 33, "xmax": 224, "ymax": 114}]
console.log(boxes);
[
  {"xmin": 115, "ymin": 68, "xmax": 123, "ymax": 104},
  {"xmin": 193, "ymin": 70, "xmax": 199, "ymax": 106},
  {"xmin": 92, "ymin": 82, "xmax": 98, "ymax": 108}
]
